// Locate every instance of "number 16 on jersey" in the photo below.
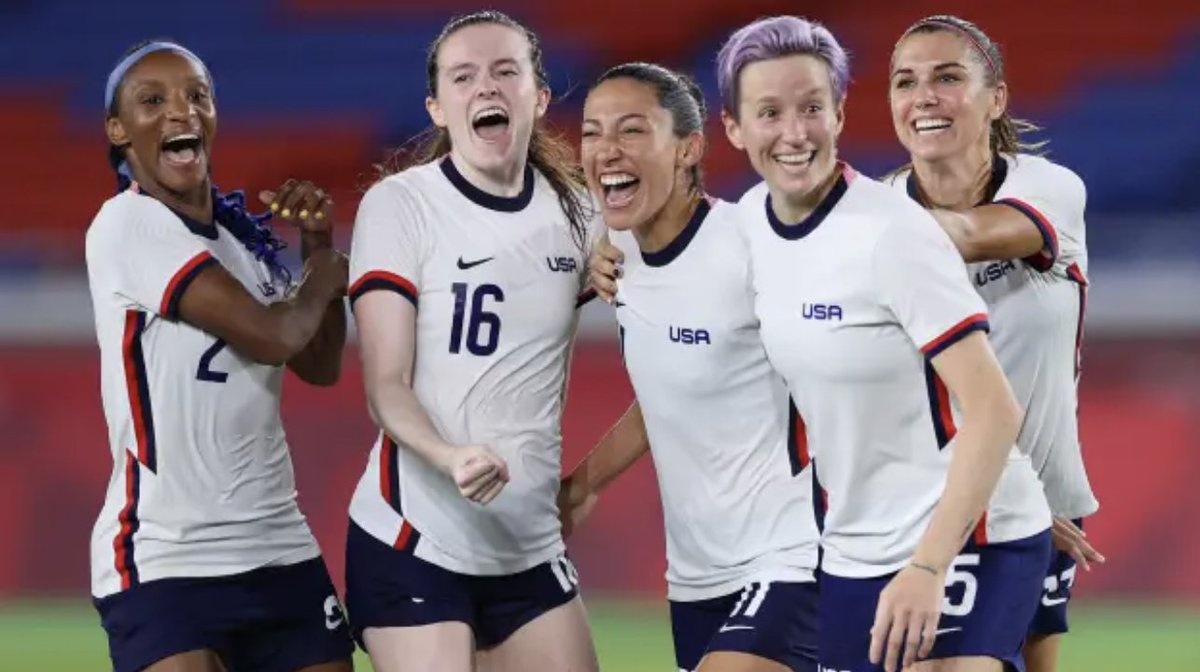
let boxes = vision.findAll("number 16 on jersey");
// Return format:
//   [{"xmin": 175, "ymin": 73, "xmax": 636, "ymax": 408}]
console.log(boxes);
[{"xmin": 449, "ymin": 283, "xmax": 504, "ymax": 356}]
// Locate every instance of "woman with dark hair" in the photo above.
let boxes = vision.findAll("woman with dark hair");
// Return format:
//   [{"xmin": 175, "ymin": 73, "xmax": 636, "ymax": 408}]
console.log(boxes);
[{"xmin": 88, "ymin": 40, "xmax": 352, "ymax": 672}]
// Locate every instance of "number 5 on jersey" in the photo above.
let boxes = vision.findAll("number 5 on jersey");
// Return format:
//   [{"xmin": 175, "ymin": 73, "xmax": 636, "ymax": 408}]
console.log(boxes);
[{"xmin": 450, "ymin": 282, "xmax": 504, "ymax": 356}]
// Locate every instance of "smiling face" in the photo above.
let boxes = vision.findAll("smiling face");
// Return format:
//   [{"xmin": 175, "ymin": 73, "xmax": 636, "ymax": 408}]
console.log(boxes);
[
  {"xmin": 889, "ymin": 30, "xmax": 1007, "ymax": 164},
  {"xmin": 425, "ymin": 22, "xmax": 549, "ymax": 180},
  {"xmin": 722, "ymin": 54, "xmax": 844, "ymax": 204},
  {"xmin": 105, "ymin": 49, "xmax": 216, "ymax": 197},
  {"xmin": 580, "ymin": 77, "xmax": 701, "ymax": 232}
]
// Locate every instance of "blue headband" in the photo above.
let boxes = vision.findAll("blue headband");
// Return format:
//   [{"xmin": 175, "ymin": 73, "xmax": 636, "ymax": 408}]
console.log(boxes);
[{"xmin": 104, "ymin": 41, "xmax": 209, "ymax": 111}]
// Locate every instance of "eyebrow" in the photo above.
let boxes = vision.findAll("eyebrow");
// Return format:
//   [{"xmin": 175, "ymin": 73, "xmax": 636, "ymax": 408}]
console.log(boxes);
[
  {"xmin": 582, "ymin": 112, "xmax": 650, "ymax": 126},
  {"xmin": 444, "ymin": 58, "xmax": 521, "ymax": 73},
  {"xmin": 891, "ymin": 61, "xmax": 968, "ymax": 78}
]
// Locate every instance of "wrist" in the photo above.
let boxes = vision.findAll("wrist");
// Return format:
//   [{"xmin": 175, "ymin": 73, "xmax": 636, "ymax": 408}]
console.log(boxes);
[{"xmin": 301, "ymin": 230, "xmax": 334, "ymax": 252}]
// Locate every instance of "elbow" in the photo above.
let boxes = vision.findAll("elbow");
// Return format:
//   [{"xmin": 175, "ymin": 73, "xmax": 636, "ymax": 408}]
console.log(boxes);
[
  {"xmin": 243, "ymin": 332, "xmax": 306, "ymax": 368},
  {"xmin": 992, "ymin": 389, "xmax": 1023, "ymax": 446}
]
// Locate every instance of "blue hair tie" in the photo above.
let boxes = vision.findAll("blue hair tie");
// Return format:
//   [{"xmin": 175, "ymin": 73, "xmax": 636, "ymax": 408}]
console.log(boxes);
[
  {"xmin": 213, "ymin": 188, "xmax": 292, "ymax": 289},
  {"xmin": 105, "ymin": 41, "xmax": 210, "ymax": 111}
]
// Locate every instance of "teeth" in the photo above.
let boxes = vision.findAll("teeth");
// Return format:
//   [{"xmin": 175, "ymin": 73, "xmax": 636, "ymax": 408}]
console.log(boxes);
[
  {"xmin": 473, "ymin": 107, "xmax": 508, "ymax": 122},
  {"xmin": 775, "ymin": 151, "xmax": 815, "ymax": 165},
  {"xmin": 915, "ymin": 118, "xmax": 952, "ymax": 131},
  {"xmin": 599, "ymin": 173, "xmax": 637, "ymax": 187},
  {"xmin": 165, "ymin": 133, "xmax": 199, "ymax": 144}
]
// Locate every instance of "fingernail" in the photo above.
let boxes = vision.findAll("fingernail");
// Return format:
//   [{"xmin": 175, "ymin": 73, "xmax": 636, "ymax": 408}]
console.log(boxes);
[
  {"xmin": 614, "ymin": 267, "xmax": 623, "ymax": 278},
  {"xmin": 299, "ymin": 210, "xmax": 309, "ymax": 219},
  {"xmin": 315, "ymin": 212, "xmax": 325, "ymax": 220},
  {"xmin": 270, "ymin": 202, "xmax": 279, "ymax": 212},
  {"xmin": 281, "ymin": 209, "xmax": 291, "ymax": 218}
]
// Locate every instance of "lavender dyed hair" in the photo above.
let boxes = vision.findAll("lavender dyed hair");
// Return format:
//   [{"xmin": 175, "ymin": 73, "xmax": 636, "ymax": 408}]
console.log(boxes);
[{"xmin": 716, "ymin": 16, "xmax": 850, "ymax": 118}]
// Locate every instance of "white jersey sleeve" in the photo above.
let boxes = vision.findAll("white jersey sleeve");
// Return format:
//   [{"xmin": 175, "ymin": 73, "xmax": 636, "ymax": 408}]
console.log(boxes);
[
  {"xmin": 995, "ymin": 155, "xmax": 1087, "ymax": 274},
  {"xmin": 872, "ymin": 209, "xmax": 990, "ymax": 355},
  {"xmin": 89, "ymin": 194, "xmax": 219, "ymax": 320},
  {"xmin": 348, "ymin": 180, "xmax": 427, "ymax": 307}
]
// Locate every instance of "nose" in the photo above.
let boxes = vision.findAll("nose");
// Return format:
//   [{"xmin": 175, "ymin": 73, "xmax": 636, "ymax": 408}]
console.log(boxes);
[
  {"xmin": 779, "ymin": 110, "xmax": 808, "ymax": 144},
  {"xmin": 476, "ymin": 72, "xmax": 500, "ymax": 99},
  {"xmin": 164, "ymin": 90, "xmax": 194, "ymax": 121},
  {"xmin": 913, "ymin": 80, "xmax": 939, "ymax": 109}
]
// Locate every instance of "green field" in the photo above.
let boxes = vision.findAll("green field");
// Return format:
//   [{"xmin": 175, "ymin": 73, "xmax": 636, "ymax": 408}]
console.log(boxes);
[{"xmin": 2, "ymin": 599, "xmax": 1197, "ymax": 671}]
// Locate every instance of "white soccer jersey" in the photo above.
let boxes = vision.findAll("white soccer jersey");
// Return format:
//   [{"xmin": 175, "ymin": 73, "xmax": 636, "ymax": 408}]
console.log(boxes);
[
  {"xmin": 610, "ymin": 198, "xmax": 819, "ymax": 601},
  {"xmin": 348, "ymin": 158, "xmax": 599, "ymax": 576},
  {"xmin": 740, "ymin": 166, "xmax": 1050, "ymax": 579},
  {"xmin": 86, "ymin": 187, "xmax": 320, "ymax": 599},
  {"xmin": 888, "ymin": 154, "xmax": 1097, "ymax": 520}
]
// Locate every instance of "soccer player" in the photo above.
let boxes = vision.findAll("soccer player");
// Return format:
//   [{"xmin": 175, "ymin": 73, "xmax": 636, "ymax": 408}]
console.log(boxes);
[
  {"xmin": 721, "ymin": 16, "xmax": 1051, "ymax": 672},
  {"xmin": 87, "ymin": 41, "xmax": 353, "ymax": 672},
  {"xmin": 560, "ymin": 63, "xmax": 820, "ymax": 672},
  {"xmin": 343, "ymin": 11, "xmax": 600, "ymax": 672},
  {"xmin": 885, "ymin": 16, "xmax": 1104, "ymax": 672}
]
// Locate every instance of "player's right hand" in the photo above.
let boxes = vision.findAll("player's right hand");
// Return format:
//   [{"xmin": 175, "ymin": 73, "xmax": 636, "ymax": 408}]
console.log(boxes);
[
  {"xmin": 304, "ymin": 247, "xmax": 349, "ymax": 298},
  {"xmin": 1050, "ymin": 516, "xmax": 1106, "ymax": 571},
  {"xmin": 587, "ymin": 235, "xmax": 623, "ymax": 304},
  {"xmin": 449, "ymin": 445, "xmax": 510, "ymax": 505}
]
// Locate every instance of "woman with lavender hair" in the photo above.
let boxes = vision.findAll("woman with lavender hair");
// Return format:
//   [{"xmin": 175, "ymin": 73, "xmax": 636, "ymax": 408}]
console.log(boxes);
[{"xmin": 718, "ymin": 16, "xmax": 1051, "ymax": 672}]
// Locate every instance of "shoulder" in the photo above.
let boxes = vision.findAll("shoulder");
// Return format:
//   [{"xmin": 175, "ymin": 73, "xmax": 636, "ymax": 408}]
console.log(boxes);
[
  {"xmin": 1002, "ymin": 153, "xmax": 1086, "ymax": 201},
  {"xmin": 88, "ymin": 190, "xmax": 177, "ymax": 247}
]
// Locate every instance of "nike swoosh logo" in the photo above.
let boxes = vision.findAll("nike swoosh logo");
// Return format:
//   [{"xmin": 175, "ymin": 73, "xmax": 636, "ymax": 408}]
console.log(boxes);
[
  {"xmin": 613, "ymin": 300, "xmax": 626, "ymax": 308},
  {"xmin": 718, "ymin": 624, "xmax": 754, "ymax": 633},
  {"xmin": 457, "ymin": 256, "xmax": 494, "ymax": 270},
  {"xmin": 1042, "ymin": 596, "xmax": 1068, "ymax": 607},
  {"xmin": 934, "ymin": 627, "xmax": 962, "ymax": 636}
]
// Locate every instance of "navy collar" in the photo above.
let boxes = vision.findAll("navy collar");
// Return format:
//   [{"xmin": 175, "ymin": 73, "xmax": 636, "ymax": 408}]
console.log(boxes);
[
  {"xmin": 906, "ymin": 154, "xmax": 1009, "ymax": 207},
  {"xmin": 766, "ymin": 170, "xmax": 850, "ymax": 241},
  {"xmin": 640, "ymin": 198, "xmax": 712, "ymax": 267},
  {"xmin": 440, "ymin": 156, "xmax": 535, "ymax": 212}
]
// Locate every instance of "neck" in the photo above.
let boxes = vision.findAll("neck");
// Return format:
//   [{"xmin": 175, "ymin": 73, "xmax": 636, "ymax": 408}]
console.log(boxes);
[
  {"xmin": 450, "ymin": 151, "xmax": 526, "ymax": 198},
  {"xmin": 632, "ymin": 190, "xmax": 702, "ymax": 254},
  {"xmin": 136, "ymin": 173, "xmax": 213, "ymax": 224},
  {"xmin": 769, "ymin": 161, "xmax": 842, "ymax": 225},
  {"xmin": 911, "ymin": 142, "xmax": 993, "ymax": 209}
]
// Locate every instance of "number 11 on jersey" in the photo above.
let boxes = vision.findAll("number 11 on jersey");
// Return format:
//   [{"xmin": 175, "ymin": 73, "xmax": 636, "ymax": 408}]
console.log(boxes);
[{"xmin": 449, "ymin": 282, "xmax": 505, "ymax": 356}]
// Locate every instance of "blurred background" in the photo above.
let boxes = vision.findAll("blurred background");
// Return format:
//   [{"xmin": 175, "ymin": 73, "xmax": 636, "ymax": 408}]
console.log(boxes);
[{"xmin": 0, "ymin": 0, "xmax": 1198, "ymax": 670}]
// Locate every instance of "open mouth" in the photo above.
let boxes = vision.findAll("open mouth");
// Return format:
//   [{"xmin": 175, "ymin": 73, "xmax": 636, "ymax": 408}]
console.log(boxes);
[
  {"xmin": 472, "ymin": 106, "xmax": 510, "ymax": 141},
  {"xmin": 774, "ymin": 150, "xmax": 816, "ymax": 170},
  {"xmin": 599, "ymin": 172, "xmax": 639, "ymax": 208},
  {"xmin": 161, "ymin": 133, "xmax": 203, "ymax": 166},
  {"xmin": 913, "ymin": 118, "xmax": 952, "ymax": 134}
]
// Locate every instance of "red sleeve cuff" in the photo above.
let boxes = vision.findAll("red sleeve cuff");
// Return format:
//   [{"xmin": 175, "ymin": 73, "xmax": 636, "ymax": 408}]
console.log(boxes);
[
  {"xmin": 921, "ymin": 313, "xmax": 990, "ymax": 359},
  {"xmin": 160, "ymin": 252, "xmax": 217, "ymax": 319},
  {"xmin": 996, "ymin": 198, "xmax": 1058, "ymax": 272},
  {"xmin": 349, "ymin": 270, "xmax": 419, "ymax": 308}
]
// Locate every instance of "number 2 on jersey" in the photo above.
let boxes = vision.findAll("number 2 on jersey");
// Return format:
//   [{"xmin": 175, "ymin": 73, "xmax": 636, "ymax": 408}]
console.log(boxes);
[
  {"xmin": 197, "ymin": 339, "xmax": 229, "ymax": 383},
  {"xmin": 449, "ymin": 283, "xmax": 505, "ymax": 356}
]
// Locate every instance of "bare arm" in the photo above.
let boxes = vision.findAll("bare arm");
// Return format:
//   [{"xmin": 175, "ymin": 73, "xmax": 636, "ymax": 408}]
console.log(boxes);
[
  {"xmin": 912, "ymin": 330, "xmax": 1022, "ymax": 570},
  {"xmin": 177, "ymin": 254, "xmax": 345, "ymax": 367},
  {"xmin": 931, "ymin": 204, "xmax": 1047, "ymax": 263},
  {"xmin": 354, "ymin": 290, "xmax": 509, "ymax": 501},
  {"xmin": 285, "ymin": 230, "xmax": 347, "ymax": 386},
  {"xmin": 562, "ymin": 401, "xmax": 650, "ymax": 501}
]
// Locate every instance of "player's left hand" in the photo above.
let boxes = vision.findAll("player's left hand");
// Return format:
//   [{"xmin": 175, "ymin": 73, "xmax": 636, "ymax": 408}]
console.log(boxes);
[
  {"xmin": 1051, "ymin": 516, "xmax": 1105, "ymax": 571},
  {"xmin": 587, "ymin": 234, "xmax": 622, "ymax": 304},
  {"xmin": 260, "ymin": 179, "xmax": 335, "ymax": 236},
  {"xmin": 556, "ymin": 475, "xmax": 598, "ymax": 539},
  {"xmin": 870, "ymin": 563, "xmax": 944, "ymax": 672}
]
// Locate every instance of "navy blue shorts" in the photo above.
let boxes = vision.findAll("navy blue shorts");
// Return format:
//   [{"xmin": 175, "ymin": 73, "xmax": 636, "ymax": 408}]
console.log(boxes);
[
  {"xmin": 1028, "ymin": 518, "xmax": 1083, "ymax": 636},
  {"xmin": 93, "ymin": 557, "xmax": 354, "ymax": 672},
  {"xmin": 819, "ymin": 530, "xmax": 1051, "ymax": 672},
  {"xmin": 669, "ymin": 581, "xmax": 819, "ymax": 672},
  {"xmin": 344, "ymin": 520, "xmax": 579, "ymax": 650}
]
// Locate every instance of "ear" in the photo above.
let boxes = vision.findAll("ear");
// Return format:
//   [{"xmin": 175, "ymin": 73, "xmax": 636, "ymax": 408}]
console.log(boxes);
[
  {"xmin": 534, "ymin": 85, "xmax": 551, "ymax": 120},
  {"xmin": 990, "ymin": 81, "xmax": 1009, "ymax": 122},
  {"xmin": 721, "ymin": 108, "xmax": 745, "ymax": 151},
  {"xmin": 833, "ymin": 98, "xmax": 846, "ymax": 138},
  {"xmin": 678, "ymin": 130, "xmax": 706, "ymax": 169},
  {"xmin": 426, "ymin": 95, "xmax": 446, "ymax": 129},
  {"xmin": 106, "ymin": 116, "xmax": 129, "ymax": 148}
]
